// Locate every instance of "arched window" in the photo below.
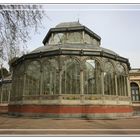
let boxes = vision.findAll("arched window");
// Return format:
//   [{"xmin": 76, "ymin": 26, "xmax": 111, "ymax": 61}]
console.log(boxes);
[
  {"xmin": 84, "ymin": 59, "xmax": 101, "ymax": 94},
  {"xmin": 104, "ymin": 62, "xmax": 115, "ymax": 95},
  {"xmin": 42, "ymin": 59, "xmax": 59, "ymax": 95},
  {"xmin": 131, "ymin": 82, "xmax": 140, "ymax": 101},
  {"xmin": 116, "ymin": 64, "xmax": 127, "ymax": 96},
  {"xmin": 61, "ymin": 58, "xmax": 80, "ymax": 94},
  {"xmin": 25, "ymin": 61, "xmax": 41, "ymax": 95}
]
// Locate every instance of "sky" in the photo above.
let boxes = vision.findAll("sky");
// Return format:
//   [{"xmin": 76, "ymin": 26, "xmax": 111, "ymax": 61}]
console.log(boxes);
[{"xmin": 16, "ymin": 4, "xmax": 140, "ymax": 69}]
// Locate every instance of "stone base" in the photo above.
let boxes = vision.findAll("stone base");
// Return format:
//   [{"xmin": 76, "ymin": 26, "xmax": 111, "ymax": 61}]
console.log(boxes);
[
  {"xmin": 8, "ymin": 104, "xmax": 133, "ymax": 119},
  {"xmin": 132, "ymin": 104, "xmax": 140, "ymax": 116}
]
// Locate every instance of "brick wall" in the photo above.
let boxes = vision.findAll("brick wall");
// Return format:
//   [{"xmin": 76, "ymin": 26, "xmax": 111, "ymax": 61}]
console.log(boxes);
[
  {"xmin": 8, "ymin": 104, "xmax": 133, "ymax": 114},
  {"xmin": 0, "ymin": 104, "xmax": 8, "ymax": 113}
]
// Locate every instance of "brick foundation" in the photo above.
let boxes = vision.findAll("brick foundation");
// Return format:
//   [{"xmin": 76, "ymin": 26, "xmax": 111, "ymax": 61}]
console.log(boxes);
[
  {"xmin": 0, "ymin": 104, "xmax": 8, "ymax": 114},
  {"xmin": 8, "ymin": 104, "xmax": 133, "ymax": 119}
]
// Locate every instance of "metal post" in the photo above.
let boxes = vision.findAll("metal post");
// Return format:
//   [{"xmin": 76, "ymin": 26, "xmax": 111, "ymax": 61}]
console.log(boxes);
[
  {"xmin": 0, "ymin": 88, "xmax": 3, "ymax": 104},
  {"xmin": 49, "ymin": 72, "xmax": 52, "ymax": 94},
  {"xmin": 22, "ymin": 73, "xmax": 26, "ymax": 96},
  {"xmin": 39, "ymin": 70, "xmax": 43, "ymax": 104},
  {"xmin": 40, "ymin": 71, "xmax": 43, "ymax": 95},
  {"xmin": 80, "ymin": 69, "xmax": 84, "ymax": 103},
  {"xmin": 101, "ymin": 71, "xmax": 105, "ymax": 104},
  {"xmin": 8, "ymin": 90, "xmax": 11, "ymax": 103}
]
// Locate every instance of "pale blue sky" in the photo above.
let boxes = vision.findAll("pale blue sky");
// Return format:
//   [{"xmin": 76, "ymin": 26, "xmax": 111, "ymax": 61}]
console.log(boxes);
[{"xmin": 26, "ymin": 4, "xmax": 140, "ymax": 68}]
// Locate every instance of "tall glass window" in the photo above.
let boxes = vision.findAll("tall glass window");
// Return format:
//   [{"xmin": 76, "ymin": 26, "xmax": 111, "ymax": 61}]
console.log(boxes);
[
  {"xmin": 42, "ymin": 60, "xmax": 59, "ymax": 95},
  {"xmin": 116, "ymin": 64, "xmax": 127, "ymax": 96},
  {"xmin": 12, "ymin": 64, "xmax": 24, "ymax": 100},
  {"xmin": 61, "ymin": 58, "xmax": 80, "ymax": 94},
  {"xmin": 2, "ymin": 84, "xmax": 10, "ymax": 103},
  {"xmin": 104, "ymin": 62, "xmax": 115, "ymax": 95},
  {"xmin": 131, "ymin": 82, "xmax": 140, "ymax": 101},
  {"xmin": 84, "ymin": 59, "xmax": 101, "ymax": 94},
  {"xmin": 25, "ymin": 61, "xmax": 41, "ymax": 95}
]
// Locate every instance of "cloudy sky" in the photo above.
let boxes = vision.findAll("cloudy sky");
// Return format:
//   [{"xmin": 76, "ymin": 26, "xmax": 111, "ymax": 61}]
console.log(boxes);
[{"xmin": 26, "ymin": 4, "xmax": 140, "ymax": 68}]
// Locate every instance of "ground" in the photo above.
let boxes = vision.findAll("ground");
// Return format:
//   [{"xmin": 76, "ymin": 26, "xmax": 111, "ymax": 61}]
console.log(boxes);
[{"xmin": 0, "ymin": 114, "xmax": 140, "ymax": 136}]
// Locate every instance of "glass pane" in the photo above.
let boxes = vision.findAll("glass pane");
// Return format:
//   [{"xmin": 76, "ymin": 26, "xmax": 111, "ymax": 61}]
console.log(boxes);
[
  {"xmin": 132, "ymin": 95, "xmax": 135, "ymax": 101},
  {"xmin": 104, "ymin": 62, "xmax": 114, "ymax": 73},
  {"xmin": 25, "ymin": 61, "xmax": 40, "ymax": 95},
  {"xmin": 104, "ymin": 62, "xmax": 115, "ymax": 95},
  {"xmin": 117, "ymin": 64, "xmax": 125, "ymax": 74},
  {"xmin": 91, "ymin": 38, "xmax": 99, "ymax": 46},
  {"xmin": 61, "ymin": 58, "xmax": 80, "ymax": 94},
  {"xmin": 42, "ymin": 59, "xmax": 59, "ymax": 95},
  {"xmin": 136, "ymin": 90, "xmax": 138, "ymax": 95},
  {"xmin": 67, "ymin": 32, "xmax": 82, "ymax": 43},
  {"xmin": 132, "ymin": 89, "xmax": 135, "ymax": 94},
  {"xmin": 136, "ymin": 95, "xmax": 139, "ymax": 101},
  {"xmin": 84, "ymin": 59, "xmax": 101, "ymax": 94},
  {"xmin": 84, "ymin": 33, "xmax": 91, "ymax": 44},
  {"xmin": 49, "ymin": 33, "xmax": 66, "ymax": 44},
  {"xmin": 12, "ymin": 64, "xmax": 24, "ymax": 100}
]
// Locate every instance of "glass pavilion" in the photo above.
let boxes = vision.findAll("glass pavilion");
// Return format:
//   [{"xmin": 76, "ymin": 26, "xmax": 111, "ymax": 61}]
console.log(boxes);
[{"xmin": 9, "ymin": 22, "xmax": 133, "ymax": 119}]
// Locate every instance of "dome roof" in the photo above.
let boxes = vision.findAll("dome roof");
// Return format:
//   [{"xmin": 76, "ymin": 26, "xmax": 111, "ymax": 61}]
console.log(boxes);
[{"xmin": 11, "ymin": 21, "xmax": 130, "ymax": 69}]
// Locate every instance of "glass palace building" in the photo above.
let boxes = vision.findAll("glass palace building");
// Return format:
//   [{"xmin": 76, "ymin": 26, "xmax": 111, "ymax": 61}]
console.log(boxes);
[{"xmin": 8, "ymin": 22, "xmax": 133, "ymax": 119}]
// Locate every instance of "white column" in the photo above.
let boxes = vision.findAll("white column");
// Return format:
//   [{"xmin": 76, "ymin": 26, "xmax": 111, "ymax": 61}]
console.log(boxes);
[
  {"xmin": 124, "ymin": 76, "xmax": 127, "ymax": 96},
  {"xmin": 49, "ymin": 72, "xmax": 52, "ymax": 95},
  {"xmin": 40, "ymin": 71, "xmax": 43, "ymax": 95},
  {"xmin": 80, "ymin": 69, "xmax": 84, "ymax": 103},
  {"xmin": 80, "ymin": 69, "xmax": 84, "ymax": 95},
  {"xmin": 115, "ymin": 74, "xmax": 118, "ymax": 96},
  {"xmin": 101, "ymin": 71, "xmax": 104, "ymax": 95},
  {"xmin": 127, "ymin": 76, "xmax": 131, "ymax": 97},
  {"xmin": 101, "ymin": 71, "xmax": 105, "ymax": 104},
  {"xmin": 82, "ymin": 31, "xmax": 85, "ymax": 43},
  {"xmin": 115, "ymin": 74, "xmax": 119, "ymax": 105},
  {"xmin": 58, "ymin": 69, "xmax": 62, "ymax": 103},
  {"xmin": 22, "ymin": 73, "xmax": 26, "ymax": 95}
]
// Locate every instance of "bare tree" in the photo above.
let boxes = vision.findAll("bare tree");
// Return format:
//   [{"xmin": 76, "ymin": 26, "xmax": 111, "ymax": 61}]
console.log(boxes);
[{"xmin": 0, "ymin": 4, "xmax": 45, "ymax": 62}]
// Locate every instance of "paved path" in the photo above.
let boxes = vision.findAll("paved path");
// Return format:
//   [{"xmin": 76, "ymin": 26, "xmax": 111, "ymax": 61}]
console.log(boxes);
[{"xmin": 0, "ymin": 114, "xmax": 140, "ymax": 135}]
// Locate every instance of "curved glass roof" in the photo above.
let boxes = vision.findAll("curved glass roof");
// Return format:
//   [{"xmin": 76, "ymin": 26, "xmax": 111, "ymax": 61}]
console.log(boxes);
[
  {"xmin": 12, "ymin": 21, "xmax": 130, "ymax": 67},
  {"xmin": 30, "ymin": 22, "xmax": 118, "ymax": 56}
]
